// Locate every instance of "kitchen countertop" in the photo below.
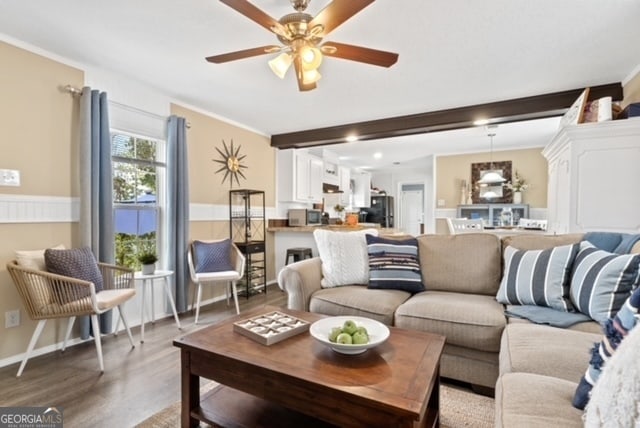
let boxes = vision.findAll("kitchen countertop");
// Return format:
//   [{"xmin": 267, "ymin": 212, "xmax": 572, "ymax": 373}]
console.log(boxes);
[{"xmin": 267, "ymin": 224, "xmax": 398, "ymax": 234}]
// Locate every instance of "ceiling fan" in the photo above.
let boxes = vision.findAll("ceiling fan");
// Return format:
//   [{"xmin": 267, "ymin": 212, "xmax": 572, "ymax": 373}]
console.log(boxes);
[{"xmin": 206, "ymin": 0, "xmax": 399, "ymax": 91}]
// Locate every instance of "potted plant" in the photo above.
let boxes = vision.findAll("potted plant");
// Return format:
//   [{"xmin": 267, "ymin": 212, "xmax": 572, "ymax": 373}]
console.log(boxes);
[
  {"xmin": 506, "ymin": 170, "xmax": 529, "ymax": 204},
  {"xmin": 138, "ymin": 251, "xmax": 158, "ymax": 275}
]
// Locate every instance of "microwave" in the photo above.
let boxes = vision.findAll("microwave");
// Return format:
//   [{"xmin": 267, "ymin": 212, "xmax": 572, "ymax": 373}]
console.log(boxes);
[{"xmin": 288, "ymin": 209, "xmax": 322, "ymax": 226}]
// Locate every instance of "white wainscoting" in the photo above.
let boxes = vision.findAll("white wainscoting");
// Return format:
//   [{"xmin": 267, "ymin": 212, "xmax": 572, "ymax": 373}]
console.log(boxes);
[{"xmin": 0, "ymin": 195, "xmax": 276, "ymax": 224}]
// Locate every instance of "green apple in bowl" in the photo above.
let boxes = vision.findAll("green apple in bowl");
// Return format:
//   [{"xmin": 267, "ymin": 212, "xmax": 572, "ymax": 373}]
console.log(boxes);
[
  {"xmin": 342, "ymin": 320, "xmax": 358, "ymax": 335},
  {"xmin": 352, "ymin": 331, "xmax": 369, "ymax": 345},
  {"xmin": 336, "ymin": 332, "xmax": 353, "ymax": 344},
  {"xmin": 328, "ymin": 327, "xmax": 342, "ymax": 343}
]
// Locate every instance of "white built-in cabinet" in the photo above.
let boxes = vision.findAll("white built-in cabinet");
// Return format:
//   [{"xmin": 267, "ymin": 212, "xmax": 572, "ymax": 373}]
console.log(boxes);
[
  {"xmin": 542, "ymin": 119, "xmax": 640, "ymax": 234},
  {"xmin": 277, "ymin": 149, "xmax": 323, "ymax": 203},
  {"xmin": 339, "ymin": 166, "xmax": 351, "ymax": 205},
  {"xmin": 352, "ymin": 169, "xmax": 372, "ymax": 208}
]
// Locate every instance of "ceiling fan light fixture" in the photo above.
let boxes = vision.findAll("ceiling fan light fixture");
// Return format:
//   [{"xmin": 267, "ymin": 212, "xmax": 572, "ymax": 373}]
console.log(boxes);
[
  {"xmin": 300, "ymin": 45, "xmax": 322, "ymax": 70},
  {"xmin": 302, "ymin": 68, "xmax": 321, "ymax": 85},
  {"xmin": 268, "ymin": 52, "xmax": 293, "ymax": 79}
]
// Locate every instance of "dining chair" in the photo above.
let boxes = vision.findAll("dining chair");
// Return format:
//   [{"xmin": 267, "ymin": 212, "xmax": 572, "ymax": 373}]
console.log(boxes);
[
  {"xmin": 6, "ymin": 250, "xmax": 136, "ymax": 377},
  {"xmin": 187, "ymin": 239, "xmax": 245, "ymax": 323},
  {"xmin": 447, "ymin": 218, "xmax": 485, "ymax": 234}
]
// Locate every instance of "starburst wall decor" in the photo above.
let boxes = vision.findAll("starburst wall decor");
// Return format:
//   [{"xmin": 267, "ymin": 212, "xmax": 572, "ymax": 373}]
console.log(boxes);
[{"xmin": 213, "ymin": 139, "xmax": 247, "ymax": 187}]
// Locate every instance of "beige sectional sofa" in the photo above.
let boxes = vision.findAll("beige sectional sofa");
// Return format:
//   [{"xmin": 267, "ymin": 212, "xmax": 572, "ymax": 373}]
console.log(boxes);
[{"xmin": 278, "ymin": 231, "xmax": 640, "ymax": 426}]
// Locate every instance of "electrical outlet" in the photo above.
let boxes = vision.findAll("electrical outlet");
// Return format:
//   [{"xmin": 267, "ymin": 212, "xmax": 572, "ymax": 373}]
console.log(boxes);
[
  {"xmin": 0, "ymin": 169, "xmax": 20, "ymax": 186},
  {"xmin": 437, "ymin": 199, "xmax": 445, "ymax": 207},
  {"xmin": 5, "ymin": 310, "xmax": 20, "ymax": 328}
]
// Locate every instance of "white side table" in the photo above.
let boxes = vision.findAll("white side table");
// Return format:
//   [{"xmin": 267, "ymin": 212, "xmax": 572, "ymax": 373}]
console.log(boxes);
[{"xmin": 135, "ymin": 270, "xmax": 181, "ymax": 343}]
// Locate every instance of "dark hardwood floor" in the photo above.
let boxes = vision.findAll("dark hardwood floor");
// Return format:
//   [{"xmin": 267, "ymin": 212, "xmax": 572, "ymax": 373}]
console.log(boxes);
[{"xmin": 0, "ymin": 285, "xmax": 287, "ymax": 428}]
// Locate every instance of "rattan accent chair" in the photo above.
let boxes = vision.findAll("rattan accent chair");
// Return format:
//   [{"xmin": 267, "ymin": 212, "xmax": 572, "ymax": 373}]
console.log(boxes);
[{"xmin": 6, "ymin": 260, "xmax": 137, "ymax": 377}]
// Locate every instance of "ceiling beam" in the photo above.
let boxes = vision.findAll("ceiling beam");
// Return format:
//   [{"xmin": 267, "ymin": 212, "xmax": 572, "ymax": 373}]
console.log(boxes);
[{"xmin": 270, "ymin": 83, "xmax": 623, "ymax": 149}]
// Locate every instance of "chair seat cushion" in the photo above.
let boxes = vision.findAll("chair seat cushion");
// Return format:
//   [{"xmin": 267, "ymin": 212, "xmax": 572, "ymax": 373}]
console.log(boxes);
[
  {"xmin": 395, "ymin": 290, "xmax": 506, "ymax": 352},
  {"xmin": 309, "ymin": 285, "xmax": 411, "ymax": 325},
  {"xmin": 195, "ymin": 270, "xmax": 241, "ymax": 282},
  {"xmin": 496, "ymin": 373, "xmax": 583, "ymax": 428},
  {"xmin": 96, "ymin": 289, "xmax": 136, "ymax": 310}
]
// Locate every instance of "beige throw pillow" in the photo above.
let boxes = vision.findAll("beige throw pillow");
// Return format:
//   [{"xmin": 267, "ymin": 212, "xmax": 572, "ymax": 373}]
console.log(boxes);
[{"xmin": 15, "ymin": 244, "xmax": 66, "ymax": 270}]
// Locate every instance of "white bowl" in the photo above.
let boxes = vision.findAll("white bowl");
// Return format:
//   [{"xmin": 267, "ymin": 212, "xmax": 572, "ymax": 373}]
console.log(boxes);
[{"xmin": 309, "ymin": 316, "xmax": 390, "ymax": 355}]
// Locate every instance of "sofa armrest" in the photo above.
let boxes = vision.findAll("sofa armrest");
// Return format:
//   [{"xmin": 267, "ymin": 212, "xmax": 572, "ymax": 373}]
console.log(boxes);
[{"xmin": 277, "ymin": 257, "xmax": 323, "ymax": 311}]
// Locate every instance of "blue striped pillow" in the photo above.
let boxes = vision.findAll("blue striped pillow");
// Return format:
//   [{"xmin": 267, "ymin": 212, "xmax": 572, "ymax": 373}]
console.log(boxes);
[
  {"xmin": 366, "ymin": 235, "xmax": 424, "ymax": 293},
  {"xmin": 569, "ymin": 241, "xmax": 640, "ymax": 324},
  {"xmin": 497, "ymin": 243, "xmax": 580, "ymax": 311}
]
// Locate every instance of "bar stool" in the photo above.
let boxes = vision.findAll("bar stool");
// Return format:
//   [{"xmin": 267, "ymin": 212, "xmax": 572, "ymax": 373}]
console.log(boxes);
[{"xmin": 285, "ymin": 247, "xmax": 313, "ymax": 265}]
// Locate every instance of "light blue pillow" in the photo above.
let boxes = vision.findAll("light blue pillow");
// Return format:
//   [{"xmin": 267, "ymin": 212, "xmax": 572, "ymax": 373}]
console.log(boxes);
[{"xmin": 192, "ymin": 240, "xmax": 234, "ymax": 273}]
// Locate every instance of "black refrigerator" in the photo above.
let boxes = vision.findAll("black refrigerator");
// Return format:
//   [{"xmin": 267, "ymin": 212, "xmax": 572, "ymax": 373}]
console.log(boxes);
[{"xmin": 367, "ymin": 195, "xmax": 394, "ymax": 228}]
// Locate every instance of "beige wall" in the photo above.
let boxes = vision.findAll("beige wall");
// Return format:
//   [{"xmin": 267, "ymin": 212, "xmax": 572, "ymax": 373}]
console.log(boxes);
[
  {"xmin": 170, "ymin": 104, "xmax": 277, "ymax": 302},
  {"xmin": 436, "ymin": 147, "xmax": 548, "ymax": 209},
  {"xmin": 623, "ymin": 69, "xmax": 640, "ymax": 108},
  {"xmin": 0, "ymin": 41, "xmax": 84, "ymax": 359}
]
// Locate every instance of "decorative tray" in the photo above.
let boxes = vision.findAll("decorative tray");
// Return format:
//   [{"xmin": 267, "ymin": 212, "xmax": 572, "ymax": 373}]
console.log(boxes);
[{"xmin": 233, "ymin": 311, "xmax": 310, "ymax": 346}]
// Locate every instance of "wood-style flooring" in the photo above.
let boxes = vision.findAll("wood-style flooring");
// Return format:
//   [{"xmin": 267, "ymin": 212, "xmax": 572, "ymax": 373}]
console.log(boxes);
[{"xmin": 0, "ymin": 285, "xmax": 287, "ymax": 428}]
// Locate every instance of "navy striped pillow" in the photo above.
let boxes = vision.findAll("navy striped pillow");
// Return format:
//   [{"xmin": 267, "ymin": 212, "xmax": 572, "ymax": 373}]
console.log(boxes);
[
  {"xmin": 366, "ymin": 235, "xmax": 424, "ymax": 293},
  {"xmin": 497, "ymin": 243, "xmax": 580, "ymax": 311},
  {"xmin": 569, "ymin": 241, "xmax": 640, "ymax": 323}
]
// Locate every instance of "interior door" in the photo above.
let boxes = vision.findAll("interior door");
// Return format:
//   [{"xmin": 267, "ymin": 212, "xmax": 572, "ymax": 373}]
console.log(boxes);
[{"xmin": 400, "ymin": 190, "xmax": 423, "ymax": 236}]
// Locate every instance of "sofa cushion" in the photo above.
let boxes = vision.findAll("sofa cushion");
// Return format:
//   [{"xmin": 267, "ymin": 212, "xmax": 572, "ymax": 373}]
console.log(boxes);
[
  {"xmin": 572, "ymin": 285, "xmax": 640, "ymax": 410},
  {"xmin": 394, "ymin": 290, "xmax": 506, "ymax": 352},
  {"xmin": 495, "ymin": 372, "xmax": 584, "ymax": 428},
  {"xmin": 570, "ymin": 241, "xmax": 640, "ymax": 323},
  {"xmin": 313, "ymin": 228, "xmax": 379, "ymax": 288},
  {"xmin": 499, "ymin": 323, "xmax": 599, "ymax": 382},
  {"xmin": 502, "ymin": 233, "xmax": 584, "ymax": 251},
  {"xmin": 417, "ymin": 234, "xmax": 502, "ymax": 295},
  {"xmin": 497, "ymin": 243, "xmax": 580, "ymax": 311},
  {"xmin": 309, "ymin": 285, "xmax": 410, "ymax": 325},
  {"xmin": 366, "ymin": 234, "xmax": 424, "ymax": 293}
]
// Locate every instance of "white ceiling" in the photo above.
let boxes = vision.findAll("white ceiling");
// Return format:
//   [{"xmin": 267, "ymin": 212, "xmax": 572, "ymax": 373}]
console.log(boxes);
[{"xmin": 1, "ymin": 0, "xmax": 639, "ymax": 170}]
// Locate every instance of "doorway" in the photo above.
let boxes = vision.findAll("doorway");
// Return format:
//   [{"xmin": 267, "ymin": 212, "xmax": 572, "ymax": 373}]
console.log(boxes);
[{"xmin": 399, "ymin": 184, "xmax": 424, "ymax": 236}]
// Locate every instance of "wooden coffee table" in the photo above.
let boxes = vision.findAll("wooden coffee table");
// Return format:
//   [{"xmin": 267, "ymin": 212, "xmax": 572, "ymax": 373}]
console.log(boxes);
[{"xmin": 174, "ymin": 306, "xmax": 445, "ymax": 428}]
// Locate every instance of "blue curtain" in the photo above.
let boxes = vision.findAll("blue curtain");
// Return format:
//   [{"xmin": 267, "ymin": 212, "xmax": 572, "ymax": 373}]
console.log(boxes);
[
  {"xmin": 167, "ymin": 116, "xmax": 190, "ymax": 312},
  {"xmin": 79, "ymin": 87, "xmax": 114, "ymax": 339}
]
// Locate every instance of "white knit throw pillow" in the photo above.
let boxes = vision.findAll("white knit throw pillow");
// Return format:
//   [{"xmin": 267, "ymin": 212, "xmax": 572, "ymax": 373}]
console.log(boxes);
[
  {"xmin": 584, "ymin": 323, "xmax": 640, "ymax": 428},
  {"xmin": 313, "ymin": 228, "xmax": 379, "ymax": 288}
]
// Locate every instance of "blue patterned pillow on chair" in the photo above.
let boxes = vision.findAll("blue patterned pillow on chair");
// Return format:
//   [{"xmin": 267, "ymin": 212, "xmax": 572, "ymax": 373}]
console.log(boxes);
[
  {"xmin": 193, "ymin": 239, "xmax": 234, "ymax": 273},
  {"xmin": 44, "ymin": 247, "xmax": 103, "ymax": 303}
]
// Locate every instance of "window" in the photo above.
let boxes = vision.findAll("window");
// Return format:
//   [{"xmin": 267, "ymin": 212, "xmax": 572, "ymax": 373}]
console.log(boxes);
[{"xmin": 112, "ymin": 132, "xmax": 166, "ymax": 269}]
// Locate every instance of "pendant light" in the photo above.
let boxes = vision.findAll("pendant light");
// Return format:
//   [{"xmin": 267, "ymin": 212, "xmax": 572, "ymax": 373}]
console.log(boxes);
[{"xmin": 478, "ymin": 127, "xmax": 506, "ymax": 185}]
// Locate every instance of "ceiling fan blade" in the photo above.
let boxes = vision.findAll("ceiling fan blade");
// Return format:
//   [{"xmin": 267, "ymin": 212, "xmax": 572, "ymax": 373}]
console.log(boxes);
[
  {"xmin": 321, "ymin": 42, "xmax": 398, "ymax": 67},
  {"xmin": 310, "ymin": 0, "xmax": 374, "ymax": 36},
  {"xmin": 219, "ymin": 0, "xmax": 287, "ymax": 35},
  {"xmin": 206, "ymin": 45, "xmax": 281, "ymax": 63},
  {"xmin": 293, "ymin": 56, "xmax": 317, "ymax": 92}
]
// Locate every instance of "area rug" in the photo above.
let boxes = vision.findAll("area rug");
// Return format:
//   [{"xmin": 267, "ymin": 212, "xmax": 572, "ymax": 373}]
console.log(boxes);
[{"xmin": 136, "ymin": 382, "xmax": 494, "ymax": 428}]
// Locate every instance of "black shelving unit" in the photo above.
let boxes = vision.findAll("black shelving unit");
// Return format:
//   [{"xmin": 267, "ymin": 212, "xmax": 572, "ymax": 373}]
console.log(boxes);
[{"xmin": 229, "ymin": 189, "xmax": 266, "ymax": 298}]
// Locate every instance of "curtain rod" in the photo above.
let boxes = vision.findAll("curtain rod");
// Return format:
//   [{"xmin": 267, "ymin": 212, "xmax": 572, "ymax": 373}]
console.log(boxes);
[{"xmin": 63, "ymin": 84, "xmax": 191, "ymax": 128}]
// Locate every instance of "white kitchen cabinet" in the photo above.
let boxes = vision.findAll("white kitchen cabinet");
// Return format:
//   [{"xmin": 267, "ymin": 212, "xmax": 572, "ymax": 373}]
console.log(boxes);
[
  {"xmin": 339, "ymin": 166, "xmax": 351, "ymax": 205},
  {"xmin": 542, "ymin": 119, "xmax": 640, "ymax": 234},
  {"xmin": 277, "ymin": 149, "xmax": 323, "ymax": 203},
  {"xmin": 351, "ymin": 169, "xmax": 371, "ymax": 208}
]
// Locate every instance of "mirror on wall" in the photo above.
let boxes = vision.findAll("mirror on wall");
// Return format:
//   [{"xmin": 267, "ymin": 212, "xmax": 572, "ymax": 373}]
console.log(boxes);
[{"xmin": 471, "ymin": 161, "xmax": 512, "ymax": 203}]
